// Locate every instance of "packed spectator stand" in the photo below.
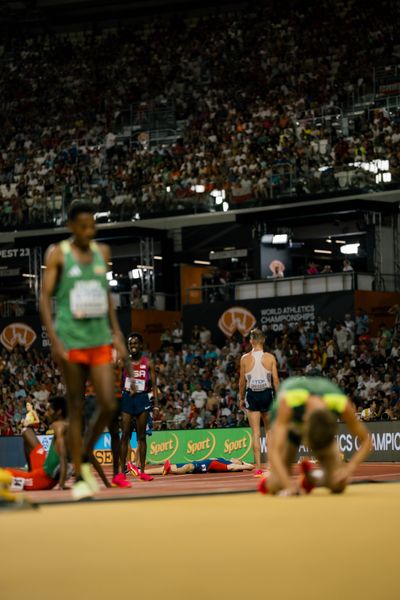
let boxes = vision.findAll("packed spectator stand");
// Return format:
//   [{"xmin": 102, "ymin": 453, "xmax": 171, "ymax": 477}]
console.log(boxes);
[
  {"xmin": 1, "ymin": 313, "xmax": 399, "ymax": 437},
  {"xmin": 1, "ymin": 0, "xmax": 400, "ymax": 228},
  {"xmin": 1, "ymin": 0, "xmax": 400, "ymax": 434}
]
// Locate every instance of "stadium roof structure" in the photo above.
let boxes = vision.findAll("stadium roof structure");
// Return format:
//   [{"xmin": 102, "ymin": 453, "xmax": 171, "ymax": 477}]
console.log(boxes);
[{"xmin": 0, "ymin": 0, "xmax": 252, "ymax": 30}]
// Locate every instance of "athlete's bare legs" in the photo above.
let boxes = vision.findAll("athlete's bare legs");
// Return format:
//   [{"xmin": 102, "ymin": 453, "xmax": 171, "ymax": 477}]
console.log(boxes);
[
  {"xmin": 135, "ymin": 411, "xmax": 149, "ymax": 473},
  {"xmin": 313, "ymin": 443, "xmax": 347, "ymax": 493},
  {"xmin": 62, "ymin": 361, "xmax": 88, "ymax": 479},
  {"xmin": 22, "ymin": 428, "xmax": 41, "ymax": 468},
  {"xmin": 120, "ymin": 412, "xmax": 133, "ymax": 473},
  {"xmin": 146, "ymin": 463, "xmax": 195, "ymax": 475},
  {"xmin": 267, "ymin": 441, "xmax": 298, "ymax": 494},
  {"xmin": 108, "ymin": 411, "xmax": 120, "ymax": 478},
  {"xmin": 85, "ymin": 362, "xmax": 117, "ymax": 460},
  {"xmin": 247, "ymin": 410, "xmax": 263, "ymax": 470}
]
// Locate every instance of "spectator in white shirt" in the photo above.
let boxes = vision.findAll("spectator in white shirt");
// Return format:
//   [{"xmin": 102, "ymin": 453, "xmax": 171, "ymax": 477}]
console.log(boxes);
[
  {"xmin": 172, "ymin": 322, "xmax": 183, "ymax": 352},
  {"xmin": 191, "ymin": 383, "xmax": 207, "ymax": 409},
  {"xmin": 333, "ymin": 322, "xmax": 352, "ymax": 354}
]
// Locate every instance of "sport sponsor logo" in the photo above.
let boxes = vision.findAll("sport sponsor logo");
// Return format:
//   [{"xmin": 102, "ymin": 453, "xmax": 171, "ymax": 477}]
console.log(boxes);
[
  {"xmin": 184, "ymin": 432, "xmax": 216, "ymax": 461},
  {"xmin": 93, "ymin": 450, "xmax": 113, "ymax": 465},
  {"xmin": 218, "ymin": 306, "xmax": 256, "ymax": 338},
  {"xmin": 222, "ymin": 430, "xmax": 252, "ymax": 460},
  {"xmin": 0, "ymin": 322, "xmax": 37, "ymax": 351},
  {"xmin": 148, "ymin": 433, "xmax": 179, "ymax": 462},
  {"xmin": 93, "ymin": 449, "xmax": 136, "ymax": 465}
]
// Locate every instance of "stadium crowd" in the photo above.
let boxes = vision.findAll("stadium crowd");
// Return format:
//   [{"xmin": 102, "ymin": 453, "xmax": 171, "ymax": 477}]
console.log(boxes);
[
  {"xmin": 1, "ymin": 310, "xmax": 400, "ymax": 436},
  {"xmin": 1, "ymin": 0, "xmax": 400, "ymax": 228}
]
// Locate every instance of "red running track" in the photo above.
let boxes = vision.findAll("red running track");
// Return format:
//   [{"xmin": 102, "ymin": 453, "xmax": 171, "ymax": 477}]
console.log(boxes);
[{"xmin": 26, "ymin": 462, "xmax": 400, "ymax": 505}]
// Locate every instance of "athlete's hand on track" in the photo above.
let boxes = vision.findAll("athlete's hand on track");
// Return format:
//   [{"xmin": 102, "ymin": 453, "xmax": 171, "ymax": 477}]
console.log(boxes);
[
  {"xmin": 278, "ymin": 483, "xmax": 300, "ymax": 497},
  {"xmin": 331, "ymin": 465, "xmax": 351, "ymax": 489},
  {"xmin": 51, "ymin": 338, "xmax": 68, "ymax": 365},
  {"xmin": 239, "ymin": 399, "xmax": 246, "ymax": 410}
]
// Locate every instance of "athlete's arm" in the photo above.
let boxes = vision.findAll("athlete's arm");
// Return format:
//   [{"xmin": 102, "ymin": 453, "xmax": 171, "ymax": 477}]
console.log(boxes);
[
  {"xmin": 53, "ymin": 421, "xmax": 68, "ymax": 489},
  {"xmin": 269, "ymin": 399, "xmax": 296, "ymax": 493},
  {"xmin": 239, "ymin": 355, "xmax": 247, "ymax": 410},
  {"xmin": 99, "ymin": 244, "xmax": 128, "ymax": 362},
  {"xmin": 150, "ymin": 359, "xmax": 158, "ymax": 403},
  {"xmin": 337, "ymin": 401, "xmax": 372, "ymax": 482},
  {"xmin": 39, "ymin": 245, "xmax": 68, "ymax": 364},
  {"xmin": 270, "ymin": 354, "xmax": 280, "ymax": 390}
]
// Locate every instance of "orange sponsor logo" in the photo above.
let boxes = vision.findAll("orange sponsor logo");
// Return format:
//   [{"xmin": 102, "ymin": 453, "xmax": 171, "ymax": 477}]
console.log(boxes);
[
  {"xmin": 0, "ymin": 322, "xmax": 37, "ymax": 351},
  {"xmin": 218, "ymin": 306, "xmax": 256, "ymax": 337}
]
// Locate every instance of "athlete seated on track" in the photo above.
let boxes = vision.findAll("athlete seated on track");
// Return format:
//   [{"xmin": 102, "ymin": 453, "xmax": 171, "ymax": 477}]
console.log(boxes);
[
  {"xmin": 2, "ymin": 396, "xmax": 110, "ymax": 493},
  {"xmin": 150, "ymin": 457, "xmax": 254, "ymax": 476},
  {"xmin": 259, "ymin": 376, "xmax": 372, "ymax": 496},
  {"xmin": 3, "ymin": 396, "xmax": 71, "ymax": 491}
]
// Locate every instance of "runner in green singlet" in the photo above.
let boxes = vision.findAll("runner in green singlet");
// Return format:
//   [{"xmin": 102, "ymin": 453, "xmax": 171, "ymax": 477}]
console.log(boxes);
[
  {"xmin": 40, "ymin": 201, "xmax": 128, "ymax": 500},
  {"xmin": 260, "ymin": 376, "xmax": 372, "ymax": 496}
]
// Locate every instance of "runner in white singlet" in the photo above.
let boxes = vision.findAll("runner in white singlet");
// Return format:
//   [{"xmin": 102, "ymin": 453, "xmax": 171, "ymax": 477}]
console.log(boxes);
[{"xmin": 239, "ymin": 328, "xmax": 279, "ymax": 476}]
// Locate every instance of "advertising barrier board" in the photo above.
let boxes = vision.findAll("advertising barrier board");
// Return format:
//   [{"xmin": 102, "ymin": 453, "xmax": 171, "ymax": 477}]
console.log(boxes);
[
  {"xmin": 1, "ymin": 423, "xmax": 399, "ymax": 468},
  {"xmin": 183, "ymin": 292, "xmax": 354, "ymax": 346},
  {"xmin": 260, "ymin": 422, "xmax": 400, "ymax": 462},
  {"xmin": 145, "ymin": 427, "xmax": 253, "ymax": 464}
]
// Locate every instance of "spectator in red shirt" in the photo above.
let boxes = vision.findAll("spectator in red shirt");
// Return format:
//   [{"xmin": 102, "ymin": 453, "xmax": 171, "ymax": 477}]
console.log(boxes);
[{"xmin": 307, "ymin": 262, "xmax": 319, "ymax": 275}]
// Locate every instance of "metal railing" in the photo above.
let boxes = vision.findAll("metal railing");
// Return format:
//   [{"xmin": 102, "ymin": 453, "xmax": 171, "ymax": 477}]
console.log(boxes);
[
  {"xmin": 185, "ymin": 272, "xmax": 381, "ymax": 305},
  {"xmin": 0, "ymin": 159, "xmax": 399, "ymax": 233}
]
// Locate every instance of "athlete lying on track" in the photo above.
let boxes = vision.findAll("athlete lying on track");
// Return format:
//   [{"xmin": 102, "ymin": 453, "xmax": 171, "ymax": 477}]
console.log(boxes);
[
  {"xmin": 259, "ymin": 376, "xmax": 372, "ymax": 496},
  {"xmin": 150, "ymin": 457, "xmax": 254, "ymax": 476}
]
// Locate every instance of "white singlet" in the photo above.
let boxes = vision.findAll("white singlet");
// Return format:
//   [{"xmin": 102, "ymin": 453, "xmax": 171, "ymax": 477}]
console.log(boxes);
[{"xmin": 245, "ymin": 350, "xmax": 272, "ymax": 392}]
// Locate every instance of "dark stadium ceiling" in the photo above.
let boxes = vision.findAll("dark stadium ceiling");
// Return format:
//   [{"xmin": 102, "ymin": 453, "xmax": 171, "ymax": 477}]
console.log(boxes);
[{"xmin": 0, "ymin": 0, "xmax": 253, "ymax": 29}]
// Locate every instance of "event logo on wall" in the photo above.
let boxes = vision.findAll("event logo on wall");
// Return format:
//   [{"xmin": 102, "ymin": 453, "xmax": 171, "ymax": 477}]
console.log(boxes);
[
  {"xmin": 0, "ymin": 322, "xmax": 37, "ymax": 351},
  {"xmin": 269, "ymin": 260, "xmax": 285, "ymax": 277},
  {"xmin": 184, "ymin": 292, "xmax": 354, "ymax": 345},
  {"xmin": 218, "ymin": 306, "xmax": 256, "ymax": 337}
]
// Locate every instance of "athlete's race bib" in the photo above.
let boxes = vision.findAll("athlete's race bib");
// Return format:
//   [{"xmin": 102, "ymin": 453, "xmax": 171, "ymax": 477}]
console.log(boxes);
[
  {"xmin": 250, "ymin": 379, "xmax": 269, "ymax": 392},
  {"xmin": 70, "ymin": 280, "xmax": 108, "ymax": 319},
  {"xmin": 10, "ymin": 477, "xmax": 26, "ymax": 491},
  {"xmin": 124, "ymin": 377, "xmax": 145, "ymax": 392}
]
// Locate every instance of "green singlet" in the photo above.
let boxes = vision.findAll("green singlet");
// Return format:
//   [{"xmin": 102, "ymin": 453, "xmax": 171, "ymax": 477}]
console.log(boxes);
[
  {"xmin": 270, "ymin": 376, "xmax": 348, "ymax": 425},
  {"xmin": 54, "ymin": 240, "xmax": 112, "ymax": 350},
  {"xmin": 43, "ymin": 440, "xmax": 60, "ymax": 479}
]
